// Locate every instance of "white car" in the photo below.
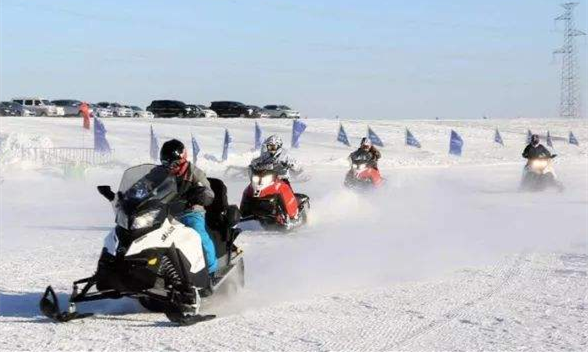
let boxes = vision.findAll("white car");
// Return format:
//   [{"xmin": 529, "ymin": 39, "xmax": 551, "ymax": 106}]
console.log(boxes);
[
  {"xmin": 263, "ymin": 105, "xmax": 301, "ymax": 119},
  {"xmin": 130, "ymin": 106, "xmax": 154, "ymax": 118},
  {"xmin": 196, "ymin": 105, "xmax": 218, "ymax": 118},
  {"xmin": 90, "ymin": 104, "xmax": 113, "ymax": 118},
  {"xmin": 97, "ymin": 102, "xmax": 133, "ymax": 117},
  {"xmin": 12, "ymin": 97, "xmax": 65, "ymax": 117},
  {"xmin": 190, "ymin": 105, "xmax": 218, "ymax": 117}
]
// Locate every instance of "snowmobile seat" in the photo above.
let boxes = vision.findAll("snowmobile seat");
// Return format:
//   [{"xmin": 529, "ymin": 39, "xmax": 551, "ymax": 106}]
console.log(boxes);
[{"xmin": 205, "ymin": 178, "xmax": 240, "ymax": 259}]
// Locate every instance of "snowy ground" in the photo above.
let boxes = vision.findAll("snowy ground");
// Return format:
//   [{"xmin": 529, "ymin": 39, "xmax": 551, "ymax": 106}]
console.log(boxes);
[{"xmin": 0, "ymin": 116, "xmax": 587, "ymax": 351}]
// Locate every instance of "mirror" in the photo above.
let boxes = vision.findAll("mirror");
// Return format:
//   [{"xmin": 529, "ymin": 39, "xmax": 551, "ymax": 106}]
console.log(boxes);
[{"xmin": 97, "ymin": 185, "xmax": 115, "ymax": 201}]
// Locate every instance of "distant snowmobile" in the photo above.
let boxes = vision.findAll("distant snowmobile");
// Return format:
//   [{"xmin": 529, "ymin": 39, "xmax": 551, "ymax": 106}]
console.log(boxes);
[
  {"xmin": 344, "ymin": 152, "xmax": 384, "ymax": 190},
  {"xmin": 40, "ymin": 164, "xmax": 244, "ymax": 326},
  {"xmin": 240, "ymin": 165, "xmax": 310, "ymax": 231},
  {"xmin": 520, "ymin": 155, "xmax": 563, "ymax": 192}
]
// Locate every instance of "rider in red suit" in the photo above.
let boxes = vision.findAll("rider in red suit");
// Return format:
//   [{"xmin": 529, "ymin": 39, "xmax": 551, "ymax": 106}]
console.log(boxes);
[
  {"xmin": 349, "ymin": 137, "xmax": 383, "ymax": 186},
  {"xmin": 247, "ymin": 135, "xmax": 302, "ymax": 219}
]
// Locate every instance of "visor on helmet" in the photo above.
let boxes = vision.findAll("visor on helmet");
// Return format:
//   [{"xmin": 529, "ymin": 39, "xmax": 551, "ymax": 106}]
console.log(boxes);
[{"xmin": 266, "ymin": 144, "xmax": 279, "ymax": 153}]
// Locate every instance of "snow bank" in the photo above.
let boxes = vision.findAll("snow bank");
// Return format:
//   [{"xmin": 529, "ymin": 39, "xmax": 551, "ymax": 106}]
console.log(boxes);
[{"xmin": 0, "ymin": 132, "xmax": 54, "ymax": 167}]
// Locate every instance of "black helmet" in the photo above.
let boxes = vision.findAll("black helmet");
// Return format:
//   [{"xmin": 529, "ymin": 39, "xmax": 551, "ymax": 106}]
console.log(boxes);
[
  {"xmin": 531, "ymin": 134, "xmax": 540, "ymax": 146},
  {"xmin": 360, "ymin": 137, "xmax": 372, "ymax": 150},
  {"xmin": 160, "ymin": 139, "xmax": 186, "ymax": 168}
]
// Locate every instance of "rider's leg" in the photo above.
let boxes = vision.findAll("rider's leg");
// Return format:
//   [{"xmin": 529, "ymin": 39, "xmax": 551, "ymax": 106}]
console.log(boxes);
[
  {"xmin": 277, "ymin": 180, "xmax": 299, "ymax": 219},
  {"xmin": 180, "ymin": 212, "xmax": 218, "ymax": 274},
  {"xmin": 367, "ymin": 168, "xmax": 383, "ymax": 186}
]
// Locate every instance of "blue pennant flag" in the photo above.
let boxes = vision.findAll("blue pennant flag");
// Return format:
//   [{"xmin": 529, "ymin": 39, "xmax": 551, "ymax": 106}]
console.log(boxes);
[
  {"xmin": 93, "ymin": 118, "xmax": 111, "ymax": 153},
  {"xmin": 569, "ymin": 131, "xmax": 579, "ymax": 146},
  {"xmin": 150, "ymin": 125, "xmax": 159, "ymax": 161},
  {"xmin": 337, "ymin": 123, "xmax": 351, "ymax": 146},
  {"xmin": 526, "ymin": 129, "xmax": 533, "ymax": 144},
  {"xmin": 367, "ymin": 126, "xmax": 384, "ymax": 147},
  {"xmin": 254, "ymin": 122, "xmax": 263, "ymax": 150},
  {"xmin": 546, "ymin": 131, "xmax": 553, "ymax": 148},
  {"xmin": 449, "ymin": 130, "xmax": 464, "ymax": 156},
  {"xmin": 191, "ymin": 134, "xmax": 200, "ymax": 164},
  {"xmin": 494, "ymin": 128, "xmax": 504, "ymax": 146},
  {"xmin": 222, "ymin": 129, "xmax": 232, "ymax": 161},
  {"xmin": 405, "ymin": 128, "xmax": 421, "ymax": 148},
  {"xmin": 291, "ymin": 120, "xmax": 307, "ymax": 148}
]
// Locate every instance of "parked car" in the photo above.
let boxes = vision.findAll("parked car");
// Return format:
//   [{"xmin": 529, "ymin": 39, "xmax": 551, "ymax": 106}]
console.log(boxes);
[
  {"xmin": 186, "ymin": 105, "xmax": 206, "ymax": 118},
  {"xmin": 52, "ymin": 99, "xmax": 94, "ymax": 117},
  {"xmin": 90, "ymin": 104, "xmax": 113, "ymax": 118},
  {"xmin": 196, "ymin": 105, "xmax": 218, "ymax": 118},
  {"xmin": 0, "ymin": 101, "xmax": 19, "ymax": 116},
  {"xmin": 247, "ymin": 105, "xmax": 270, "ymax": 118},
  {"xmin": 210, "ymin": 101, "xmax": 254, "ymax": 118},
  {"xmin": 130, "ymin": 105, "xmax": 154, "ymax": 118},
  {"xmin": 0, "ymin": 101, "xmax": 35, "ymax": 116},
  {"xmin": 263, "ymin": 105, "xmax": 300, "ymax": 119},
  {"xmin": 97, "ymin": 102, "xmax": 133, "ymax": 117},
  {"xmin": 12, "ymin": 97, "xmax": 65, "ymax": 116},
  {"xmin": 146, "ymin": 100, "xmax": 197, "ymax": 118}
]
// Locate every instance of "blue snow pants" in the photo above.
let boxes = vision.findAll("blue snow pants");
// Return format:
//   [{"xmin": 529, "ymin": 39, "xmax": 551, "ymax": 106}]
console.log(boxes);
[{"xmin": 180, "ymin": 212, "xmax": 218, "ymax": 274}]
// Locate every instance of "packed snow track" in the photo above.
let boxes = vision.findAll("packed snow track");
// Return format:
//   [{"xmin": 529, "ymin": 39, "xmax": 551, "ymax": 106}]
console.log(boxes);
[{"xmin": 1, "ymin": 117, "xmax": 586, "ymax": 351}]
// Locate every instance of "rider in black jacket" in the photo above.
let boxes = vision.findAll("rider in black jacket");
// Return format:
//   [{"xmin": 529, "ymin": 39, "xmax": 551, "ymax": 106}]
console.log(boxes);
[{"xmin": 522, "ymin": 134, "xmax": 551, "ymax": 159}]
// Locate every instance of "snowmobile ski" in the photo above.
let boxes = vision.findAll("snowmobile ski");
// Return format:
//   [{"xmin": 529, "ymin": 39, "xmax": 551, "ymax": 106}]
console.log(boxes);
[{"xmin": 39, "ymin": 286, "xmax": 93, "ymax": 322}]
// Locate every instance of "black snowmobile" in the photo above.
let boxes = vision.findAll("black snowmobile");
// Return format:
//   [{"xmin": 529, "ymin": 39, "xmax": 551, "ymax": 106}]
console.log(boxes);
[{"xmin": 40, "ymin": 164, "xmax": 244, "ymax": 326}]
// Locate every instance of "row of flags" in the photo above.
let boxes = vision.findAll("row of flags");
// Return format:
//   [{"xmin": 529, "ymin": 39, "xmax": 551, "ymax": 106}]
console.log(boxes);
[{"xmin": 87, "ymin": 117, "xmax": 580, "ymax": 161}]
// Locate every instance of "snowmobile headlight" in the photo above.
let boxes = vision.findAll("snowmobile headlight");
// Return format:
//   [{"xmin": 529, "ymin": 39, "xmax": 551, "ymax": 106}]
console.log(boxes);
[
  {"xmin": 356, "ymin": 163, "xmax": 367, "ymax": 171},
  {"xmin": 531, "ymin": 159, "xmax": 548, "ymax": 170},
  {"xmin": 260, "ymin": 174, "xmax": 274, "ymax": 186},
  {"xmin": 131, "ymin": 209, "xmax": 161, "ymax": 230},
  {"xmin": 252, "ymin": 175, "xmax": 261, "ymax": 183}
]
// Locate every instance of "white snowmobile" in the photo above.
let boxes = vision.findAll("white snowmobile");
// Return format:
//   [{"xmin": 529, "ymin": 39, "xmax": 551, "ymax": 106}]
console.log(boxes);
[
  {"xmin": 520, "ymin": 154, "xmax": 564, "ymax": 192},
  {"xmin": 40, "ymin": 164, "xmax": 244, "ymax": 326}
]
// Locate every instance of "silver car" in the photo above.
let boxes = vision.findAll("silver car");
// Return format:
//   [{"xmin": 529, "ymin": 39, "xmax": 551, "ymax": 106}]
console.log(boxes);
[
  {"xmin": 52, "ymin": 99, "xmax": 94, "ymax": 117},
  {"xmin": 263, "ymin": 105, "xmax": 301, "ymax": 119},
  {"xmin": 12, "ymin": 97, "xmax": 65, "ymax": 117}
]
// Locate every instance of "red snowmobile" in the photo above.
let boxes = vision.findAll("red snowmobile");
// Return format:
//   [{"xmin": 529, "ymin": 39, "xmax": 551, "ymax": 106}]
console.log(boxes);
[
  {"xmin": 240, "ymin": 165, "xmax": 309, "ymax": 231},
  {"xmin": 344, "ymin": 152, "xmax": 384, "ymax": 190}
]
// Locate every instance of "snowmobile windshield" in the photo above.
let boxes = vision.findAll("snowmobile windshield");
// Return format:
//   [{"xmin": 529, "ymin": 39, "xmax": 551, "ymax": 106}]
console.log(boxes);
[
  {"xmin": 115, "ymin": 164, "xmax": 178, "ymax": 231},
  {"xmin": 350, "ymin": 151, "xmax": 373, "ymax": 164}
]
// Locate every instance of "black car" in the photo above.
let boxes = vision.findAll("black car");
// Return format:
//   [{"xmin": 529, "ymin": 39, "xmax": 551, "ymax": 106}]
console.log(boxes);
[
  {"xmin": 210, "ymin": 101, "xmax": 254, "ymax": 118},
  {"xmin": 146, "ymin": 100, "xmax": 198, "ymax": 118},
  {"xmin": 0, "ymin": 101, "xmax": 24, "ymax": 116}
]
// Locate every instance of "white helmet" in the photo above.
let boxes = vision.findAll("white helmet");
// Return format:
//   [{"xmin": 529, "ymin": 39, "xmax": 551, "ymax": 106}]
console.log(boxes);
[{"xmin": 264, "ymin": 135, "xmax": 283, "ymax": 157}]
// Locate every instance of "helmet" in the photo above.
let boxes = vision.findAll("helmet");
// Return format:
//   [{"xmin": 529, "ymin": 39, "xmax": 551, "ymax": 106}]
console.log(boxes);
[
  {"xmin": 531, "ymin": 134, "xmax": 540, "ymax": 146},
  {"xmin": 360, "ymin": 137, "xmax": 372, "ymax": 150},
  {"xmin": 160, "ymin": 139, "xmax": 188, "ymax": 173},
  {"xmin": 264, "ymin": 135, "xmax": 283, "ymax": 157}
]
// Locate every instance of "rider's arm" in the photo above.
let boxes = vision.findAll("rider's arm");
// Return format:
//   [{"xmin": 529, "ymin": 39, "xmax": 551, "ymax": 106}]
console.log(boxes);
[
  {"xmin": 370, "ymin": 146, "xmax": 381, "ymax": 160},
  {"xmin": 538, "ymin": 145, "xmax": 552, "ymax": 157},
  {"xmin": 186, "ymin": 165, "xmax": 215, "ymax": 207},
  {"xmin": 522, "ymin": 145, "xmax": 530, "ymax": 158},
  {"xmin": 284, "ymin": 155, "xmax": 302, "ymax": 175}
]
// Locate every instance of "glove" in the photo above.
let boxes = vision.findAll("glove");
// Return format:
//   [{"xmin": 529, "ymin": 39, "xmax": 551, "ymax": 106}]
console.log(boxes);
[{"xmin": 185, "ymin": 186, "xmax": 210, "ymax": 206}]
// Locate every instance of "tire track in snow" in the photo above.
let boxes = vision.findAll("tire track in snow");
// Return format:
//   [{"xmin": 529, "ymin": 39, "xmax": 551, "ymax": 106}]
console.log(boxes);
[{"xmin": 387, "ymin": 252, "xmax": 527, "ymax": 350}]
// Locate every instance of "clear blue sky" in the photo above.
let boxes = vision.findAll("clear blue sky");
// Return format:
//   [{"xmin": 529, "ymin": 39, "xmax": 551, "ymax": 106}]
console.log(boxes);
[{"xmin": 1, "ymin": 0, "xmax": 586, "ymax": 119}]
